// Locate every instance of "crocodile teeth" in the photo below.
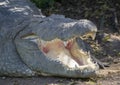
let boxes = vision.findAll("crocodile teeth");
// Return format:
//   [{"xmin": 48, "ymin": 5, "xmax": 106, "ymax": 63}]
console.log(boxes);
[
  {"xmin": 21, "ymin": 35, "xmax": 98, "ymax": 71},
  {"xmin": 63, "ymin": 41, "xmax": 67, "ymax": 46}
]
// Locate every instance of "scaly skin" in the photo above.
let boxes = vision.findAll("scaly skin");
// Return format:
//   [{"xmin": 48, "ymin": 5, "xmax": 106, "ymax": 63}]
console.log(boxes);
[{"xmin": 0, "ymin": 0, "xmax": 99, "ymax": 78}]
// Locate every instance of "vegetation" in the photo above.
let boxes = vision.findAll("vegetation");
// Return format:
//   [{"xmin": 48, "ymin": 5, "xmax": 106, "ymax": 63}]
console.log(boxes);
[
  {"xmin": 31, "ymin": 0, "xmax": 120, "ymax": 33},
  {"xmin": 31, "ymin": 0, "xmax": 55, "ymax": 8}
]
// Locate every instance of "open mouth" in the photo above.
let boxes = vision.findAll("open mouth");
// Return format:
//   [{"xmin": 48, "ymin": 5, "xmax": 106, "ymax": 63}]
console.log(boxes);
[
  {"xmin": 21, "ymin": 34, "xmax": 97, "ymax": 70},
  {"xmin": 38, "ymin": 38, "xmax": 88, "ymax": 68},
  {"xmin": 15, "ymin": 33, "xmax": 99, "ymax": 78}
]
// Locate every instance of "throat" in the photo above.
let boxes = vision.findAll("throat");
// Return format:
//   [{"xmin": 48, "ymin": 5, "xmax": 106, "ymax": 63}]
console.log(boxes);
[{"xmin": 37, "ymin": 38, "xmax": 89, "ymax": 67}]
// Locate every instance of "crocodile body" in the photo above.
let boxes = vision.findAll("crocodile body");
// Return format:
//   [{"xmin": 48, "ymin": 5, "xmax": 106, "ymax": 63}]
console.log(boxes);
[{"xmin": 0, "ymin": 0, "xmax": 99, "ymax": 78}]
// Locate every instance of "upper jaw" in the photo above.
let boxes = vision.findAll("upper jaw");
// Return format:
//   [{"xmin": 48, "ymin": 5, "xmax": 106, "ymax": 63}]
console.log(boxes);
[{"xmin": 31, "ymin": 15, "xmax": 97, "ymax": 41}]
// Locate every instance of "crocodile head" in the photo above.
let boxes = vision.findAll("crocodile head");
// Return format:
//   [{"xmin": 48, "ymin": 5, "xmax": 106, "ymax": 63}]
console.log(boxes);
[{"xmin": 15, "ymin": 15, "xmax": 99, "ymax": 78}]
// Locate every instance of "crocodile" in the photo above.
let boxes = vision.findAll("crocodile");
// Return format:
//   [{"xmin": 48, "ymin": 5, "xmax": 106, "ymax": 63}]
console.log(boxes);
[{"xmin": 0, "ymin": 0, "xmax": 99, "ymax": 78}]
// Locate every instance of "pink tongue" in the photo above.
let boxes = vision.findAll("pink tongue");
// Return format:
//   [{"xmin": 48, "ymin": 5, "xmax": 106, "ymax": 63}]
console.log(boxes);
[{"xmin": 65, "ymin": 41, "xmax": 84, "ymax": 65}]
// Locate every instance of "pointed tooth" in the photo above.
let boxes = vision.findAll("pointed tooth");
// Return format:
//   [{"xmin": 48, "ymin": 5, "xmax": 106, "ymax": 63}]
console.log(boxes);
[
  {"xmin": 67, "ymin": 40, "xmax": 69, "ymax": 44},
  {"xmin": 63, "ymin": 41, "xmax": 67, "ymax": 46}
]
